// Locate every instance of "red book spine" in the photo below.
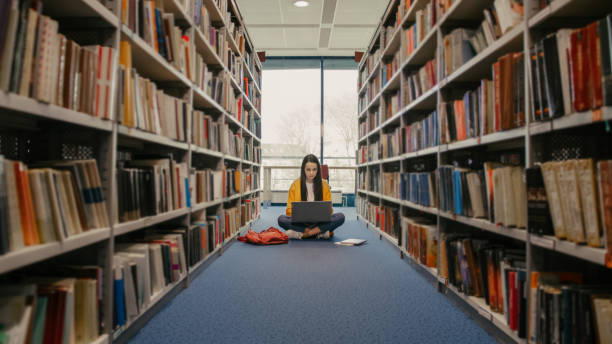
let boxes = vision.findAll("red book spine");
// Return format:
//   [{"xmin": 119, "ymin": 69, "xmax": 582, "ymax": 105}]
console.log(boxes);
[
  {"xmin": 509, "ymin": 271, "xmax": 517, "ymax": 330},
  {"xmin": 493, "ymin": 61, "xmax": 501, "ymax": 132},
  {"xmin": 571, "ymin": 28, "xmax": 588, "ymax": 112},
  {"xmin": 588, "ymin": 22, "xmax": 603, "ymax": 109}
]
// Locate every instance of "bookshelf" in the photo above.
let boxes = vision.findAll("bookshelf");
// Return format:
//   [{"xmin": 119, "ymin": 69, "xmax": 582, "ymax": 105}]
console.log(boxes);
[
  {"xmin": 0, "ymin": 0, "xmax": 262, "ymax": 343},
  {"xmin": 357, "ymin": 0, "xmax": 612, "ymax": 343}
]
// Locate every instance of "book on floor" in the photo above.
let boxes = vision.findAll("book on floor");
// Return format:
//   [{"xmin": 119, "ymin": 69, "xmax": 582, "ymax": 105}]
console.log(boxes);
[{"xmin": 334, "ymin": 238, "xmax": 366, "ymax": 246}]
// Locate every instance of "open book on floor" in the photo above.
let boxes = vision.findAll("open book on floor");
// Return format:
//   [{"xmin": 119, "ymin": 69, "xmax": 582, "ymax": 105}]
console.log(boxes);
[{"xmin": 334, "ymin": 238, "xmax": 367, "ymax": 246}]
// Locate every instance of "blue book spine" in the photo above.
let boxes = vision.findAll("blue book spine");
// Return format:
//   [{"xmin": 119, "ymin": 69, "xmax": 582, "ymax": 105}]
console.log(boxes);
[
  {"xmin": 185, "ymin": 178, "xmax": 191, "ymax": 208},
  {"xmin": 453, "ymin": 170, "xmax": 463, "ymax": 215},
  {"xmin": 423, "ymin": 174, "xmax": 429, "ymax": 206},
  {"xmin": 194, "ymin": 0, "xmax": 202, "ymax": 25},
  {"xmin": 114, "ymin": 271, "xmax": 126, "ymax": 327},
  {"xmin": 155, "ymin": 9, "xmax": 167, "ymax": 60}
]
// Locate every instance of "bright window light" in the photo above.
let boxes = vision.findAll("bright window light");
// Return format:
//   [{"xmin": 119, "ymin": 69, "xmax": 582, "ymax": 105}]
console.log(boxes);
[{"xmin": 293, "ymin": 0, "xmax": 309, "ymax": 7}]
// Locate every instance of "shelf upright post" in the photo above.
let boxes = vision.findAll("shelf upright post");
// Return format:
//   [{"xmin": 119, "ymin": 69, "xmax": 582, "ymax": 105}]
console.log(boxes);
[
  {"xmin": 523, "ymin": 1, "xmax": 536, "ymax": 338},
  {"xmin": 435, "ymin": 14, "xmax": 444, "ymax": 287}
]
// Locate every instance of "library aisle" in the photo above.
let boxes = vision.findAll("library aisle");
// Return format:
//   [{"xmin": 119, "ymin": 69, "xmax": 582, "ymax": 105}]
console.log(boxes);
[{"xmin": 129, "ymin": 206, "xmax": 497, "ymax": 344}]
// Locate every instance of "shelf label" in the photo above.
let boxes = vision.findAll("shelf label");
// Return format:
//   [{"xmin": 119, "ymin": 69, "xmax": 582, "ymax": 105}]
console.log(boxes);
[
  {"xmin": 592, "ymin": 108, "xmax": 602, "ymax": 122},
  {"xmin": 531, "ymin": 236, "xmax": 555, "ymax": 250}
]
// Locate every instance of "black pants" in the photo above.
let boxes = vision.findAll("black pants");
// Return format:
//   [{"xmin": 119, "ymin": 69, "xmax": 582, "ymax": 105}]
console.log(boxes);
[{"xmin": 277, "ymin": 213, "xmax": 345, "ymax": 233}]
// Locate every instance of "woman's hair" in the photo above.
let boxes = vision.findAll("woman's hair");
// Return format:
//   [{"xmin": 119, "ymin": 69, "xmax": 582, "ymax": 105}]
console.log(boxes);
[{"xmin": 300, "ymin": 154, "xmax": 323, "ymax": 201}]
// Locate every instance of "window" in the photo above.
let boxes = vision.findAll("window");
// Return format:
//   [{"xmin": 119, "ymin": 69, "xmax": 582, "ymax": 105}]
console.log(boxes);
[
  {"xmin": 261, "ymin": 68, "xmax": 320, "ymax": 190},
  {"xmin": 324, "ymin": 69, "xmax": 358, "ymax": 193}
]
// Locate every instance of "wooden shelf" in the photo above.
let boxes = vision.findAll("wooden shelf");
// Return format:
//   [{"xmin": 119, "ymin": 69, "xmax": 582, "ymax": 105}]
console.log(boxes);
[
  {"xmin": 162, "ymin": 0, "xmax": 193, "ymax": 26},
  {"xmin": 444, "ymin": 284, "xmax": 526, "ymax": 344},
  {"xmin": 440, "ymin": 127, "xmax": 526, "ymax": 153},
  {"xmin": 118, "ymin": 125, "xmax": 189, "ymax": 150},
  {"xmin": 530, "ymin": 235, "xmax": 608, "ymax": 266},
  {"xmin": 43, "ymin": 0, "xmax": 119, "ymax": 28},
  {"xmin": 438, "ymin": 0, "xmax": 488, "ymax": 25},
  {"xmin": 192, "ymin": 146, "xmax": 224, "ymax": 158},
  {"xmin": 113, "ymin": 273, "xmax": 188, "ymax": 340},
  {"xmin": 0, "ymin": 228, "xmax": 111, "ymax": 275},
  {"xmin": 114, "ymin": 208, "xmax": 190, "ymax": 236},
  {"xmin": 193, "ymin": 85, "xmax": 226, "ymax": 113},
  {"xmin": 399, "ymin": 84, "xmax": 438, "ymax": 116},
  {"xmin": 0, "ymin": 92, "xmax": 113, "ymax": 132},
  {"xmin": 191, "ymin": 199, "xmax": 225, "ymax": 212},
  {"xmin": 439, "ymin": 211, "xmax": 528, "ymax": 242},
  {"xmin": 528, "ymin": 0, "xmax": 612, "ymax": 28},
  {"xmin": 529, "ymin": 107, "xmax": 612, "ymax": 136}
]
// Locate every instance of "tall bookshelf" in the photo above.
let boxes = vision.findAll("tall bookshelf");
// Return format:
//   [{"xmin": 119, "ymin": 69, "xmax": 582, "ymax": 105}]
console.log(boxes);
[
  {"xmin": 0, "ymin": 0, "xmax": 262, "ymax": 343},
  {"xmin": 356, "ymin": 0, "xmax": 612, "ymax": 343}
]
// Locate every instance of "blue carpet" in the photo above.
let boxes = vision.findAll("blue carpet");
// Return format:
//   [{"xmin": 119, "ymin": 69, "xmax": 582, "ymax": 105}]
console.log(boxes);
[{"xmin": 129, "ymin": 207, "xmax": 497, "ymax": 344}]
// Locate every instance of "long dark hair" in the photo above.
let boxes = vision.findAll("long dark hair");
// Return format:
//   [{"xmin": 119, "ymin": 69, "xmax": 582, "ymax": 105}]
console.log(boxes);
[{"xmin": 300, "ymin": 154, "xmax": 323, "ymax": 201}]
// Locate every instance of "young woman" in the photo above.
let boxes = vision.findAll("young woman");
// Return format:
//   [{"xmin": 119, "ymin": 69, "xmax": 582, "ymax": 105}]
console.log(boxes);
[{"xmin": 277, "ymin": 154, "xmax": 345, "ymax": 239}]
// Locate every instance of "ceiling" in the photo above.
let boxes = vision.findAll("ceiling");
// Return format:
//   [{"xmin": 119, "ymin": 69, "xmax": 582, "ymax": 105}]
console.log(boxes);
[{"xmin": 235, "ymin": 0, "xmax": 389, "ymax": 57}]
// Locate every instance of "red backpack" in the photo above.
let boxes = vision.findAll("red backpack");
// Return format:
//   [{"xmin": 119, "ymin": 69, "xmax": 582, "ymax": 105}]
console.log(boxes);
[{"xmin": 238, "ymin": 227, "xmax": 289, "ymax": 245}]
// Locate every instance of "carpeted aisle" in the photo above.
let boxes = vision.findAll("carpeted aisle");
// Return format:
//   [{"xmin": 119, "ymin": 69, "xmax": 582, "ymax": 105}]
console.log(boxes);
[{"xmin": 128, "ymin": 206, "xmax": 498, "ymax": 344}]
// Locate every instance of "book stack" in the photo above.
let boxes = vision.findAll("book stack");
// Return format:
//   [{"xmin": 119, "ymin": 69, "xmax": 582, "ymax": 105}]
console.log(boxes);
[
  {"xmin": 0, "ymin": 158, "xmax": 109, "ymax": 256},
  {"xmin": 192, "ymin": 110, "xmax": 221, "ymax": 151},
  {"xmin": 220, "ymin": 124, "xmax": 244, "ymax": 158},
  {"xmin": 535, "ymin": 159, "xmax": 609, "ymax": 248},
  {"xmin": 530, "ymin": 16, "xmax": 612, "ymax": 122},
  {"xmin": 193, "ymin": 168, "xmax": 224, "ymax": 204},
  {"xmin": 440, "ymin": 236, "xmax": 528, "ymax": 338},
  {"xmin": 222, "ymin": 206, "xmax": 241, "ymax": 240},
  {"xmin": 403, "ymin": 58, "xmax": 436, "ymax": 106},
  {"xmin": 241, "ymin": 197, "xmax": 260, "ymax": 227},
  {"xmin": 527, "ymin": 271, "xmax": 612, "ymax": 344},
  {"xmin": 399, "ymin": 171, "xmax": 437, "ymax": 207},
  {"xmin": 368, "ymin": 141, "xmax": 380, "ymax": 163},
  {"xmin": 400, "ymin": 217, "xmax": 438, "ymax": 269},
  {"xmin": 383, "ymin": 90, "xmax": 401, "ymax": 122},
  {"xmin": 120, "ymin": 0, "xmax": 195, "ymax": 78},
  {"xmin": 188, "ymin": 219, "xmax": 217, "ymax": 265},
  {"xmin": 382, "ymin": 50, "xmax": 400, "ymax": 86},
  {"xmin": 402, "ymin": 0, "xmax": 437, "ymax": 61},
  {"xmin": 403, "ymin": 110, "xmax": 439, "ymax": 153},
  {"xmin": 113, "ymin": 229, "xmax": 188, "ymax": 330},
  {"xmin": 116, "ymin": 156, "xmax": 189, "ymax": 223},
  {"xmin": 380, "ymin": 126, "xmax": 402, "ymax": 159},
  {"xmin": 0, "ymin": 2, "xmax": 116, "ymax": 119},
  {"xmin": 0, "ymin": 271, "xmax": 103, "ymax": 344},
  {"xmin": 117, "ymin": 41, "xmax": 191, "ymax": 139},
  {"xmin": 368, "ymin": 108, "xmax": 381, "ymax": 133},
  {"xmin": 441, "ymin": 52, "xmax": 524, "ymax": 142}
]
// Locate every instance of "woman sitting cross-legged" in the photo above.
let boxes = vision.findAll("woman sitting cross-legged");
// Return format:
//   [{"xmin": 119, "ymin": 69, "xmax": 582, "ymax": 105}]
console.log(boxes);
[{"xmin": 277, "ymin": 154, "xmax": 345, "ymax": 239}]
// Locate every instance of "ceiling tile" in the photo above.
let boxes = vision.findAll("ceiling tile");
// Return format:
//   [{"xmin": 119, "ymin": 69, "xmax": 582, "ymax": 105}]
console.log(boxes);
[
  {"xmin": 284, "ymin": 27, "xmax": 319, "ymax": 48},
  {"xmin": 334, "ymin": 0, "xmax": 387, "ymax": 25},
  {"xmin": 248, "ymin": 27, "xmax": 286, "ymax": 48},
  {"xmin": 329, "ymin": 27, "xmax": 375, "ymax": 49},
  {"xmin": 236, "ymin": 0, "xmax": 283, "ymax": 24},
  {"xmin": 280, "ymin": 0, "xmax": 324, "ymax": 25}
]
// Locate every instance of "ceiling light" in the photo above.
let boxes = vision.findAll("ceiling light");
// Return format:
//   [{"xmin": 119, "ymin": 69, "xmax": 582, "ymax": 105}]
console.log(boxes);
[{"xmin": 293, "ymin": 0, "xmax": 309, "ymax": 7}]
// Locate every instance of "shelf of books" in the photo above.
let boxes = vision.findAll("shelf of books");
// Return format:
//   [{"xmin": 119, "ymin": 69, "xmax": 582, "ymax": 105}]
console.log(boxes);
[
  {"xmin": 0, "ymin": 0, "xmax": 262, "ymax": 343},
  {"xmin": 357, "ymin": 0, "xmax": 612, "ymax": 343}
]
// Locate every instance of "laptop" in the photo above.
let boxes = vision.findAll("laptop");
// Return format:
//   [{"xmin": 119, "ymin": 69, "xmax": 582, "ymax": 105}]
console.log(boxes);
[{"xmin": 291, "ymin": 201, "xmax": 332, "ymax": 223}]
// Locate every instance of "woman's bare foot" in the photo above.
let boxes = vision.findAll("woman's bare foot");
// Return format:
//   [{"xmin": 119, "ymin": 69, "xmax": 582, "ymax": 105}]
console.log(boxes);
[{"xmin": 303, "ymin": 226, "xmax": 321, "ymax": 238}]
